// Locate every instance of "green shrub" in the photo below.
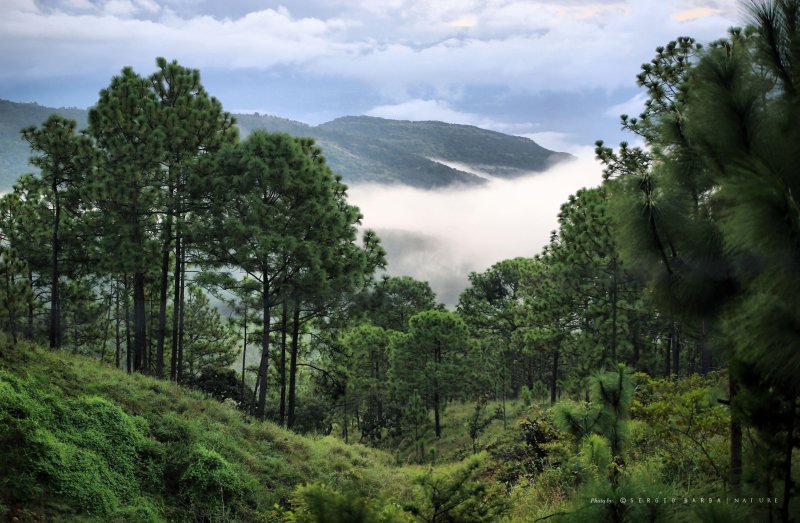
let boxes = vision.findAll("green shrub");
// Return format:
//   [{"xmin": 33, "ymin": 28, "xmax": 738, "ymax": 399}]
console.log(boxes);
[
  {"xmin": 579, "ymin": 434, "xmax": 612, "ymax": 475},
  {"xmin": 519, "ymin": 386, "xmax": 533, "ymax": 407},
  {"xmin": 0, "ymin": 371, "xmax": 153, "ymax": 516},
  {"xmin": 289, "ymin": 482, "xmax": 409, "ymax": 523},
  {"xmin": 404, "ymin": 454, "xmax": 509, "ymax": 523},
  {"xmin": 180, "ymin": 445, "xmax": 250, "ymax": 520}
]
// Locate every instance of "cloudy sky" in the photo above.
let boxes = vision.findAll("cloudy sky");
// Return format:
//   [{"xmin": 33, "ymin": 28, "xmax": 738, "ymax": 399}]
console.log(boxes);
[
  {"xmin": 0, "ymin": 0, "xmax": 746, "ymax": 303},
  {"xmin": 2, "ymin": 0, "xmax": 744, "ymax": 154}
]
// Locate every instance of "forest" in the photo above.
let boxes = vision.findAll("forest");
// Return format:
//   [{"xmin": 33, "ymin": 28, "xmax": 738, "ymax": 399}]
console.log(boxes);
[{"xmin": 0, "ymin": 0, "xmax": 798, "ymax": 522}]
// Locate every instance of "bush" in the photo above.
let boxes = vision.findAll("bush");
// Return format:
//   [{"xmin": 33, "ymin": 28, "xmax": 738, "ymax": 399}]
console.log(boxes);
[
  {"xmin": 289, "ymin": 482, "xmax": 409, "ymax": 523},
  {"xmin": 404, "ymin": 454, "xmax": 509, "ymax": 523},
  {"xmin": 519, "ymin": 386, "xmax": 533, "ymax": 407},
  {"xmin": 0, "ymin": 371, "xmax": 156, "ymax": 516},
  {"xmin": 180, "ymin": 445, "xmax": 251, "ymax": 521}
]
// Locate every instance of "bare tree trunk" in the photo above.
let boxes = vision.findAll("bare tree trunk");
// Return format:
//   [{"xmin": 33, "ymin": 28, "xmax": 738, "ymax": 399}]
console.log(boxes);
[
  {"xmin": 49, "ymin": 181, "xmax": 61, "ymax": 350},
  {"xmin": 255, "ymin": 276, "xmax": 271, "ymax": 420},
  {"xmin": 671, "ymin": 324, "xmax": 680, "ymax": 377},
  {"xmin": 287, "ymin": 302, "xmax": 300, "ymax": 429},
  {"xmin": 124, "ymin": 274, "xmax": 132, "ymax": 374},
  {"xmin": 114, "ymin": 281, "xmax": 121, "ymax": 368},
  {"xmin": 100, "ymin": 290, "xmax": 112, "ymax": 363},
  {"xmin": 176, "ymin": 253, "xmax": 186, "ymax": 383},
  {"xmin": 279, "ymin": 300, "xmax": 288, "ymax": 426},
  {"xmin": 170, "ymin": 230, "xmax": 182, "ymax": 380},
  {"xmin": 240, "ymin": 303, "xmax": 248, "ymax": 408},
  {"xmin": 550, "ymin": 349, "xmax": 559, "ymax": 405},
  {"xmin": 155, "ymin": 209, "xmax": 172, "ymax": 379}
]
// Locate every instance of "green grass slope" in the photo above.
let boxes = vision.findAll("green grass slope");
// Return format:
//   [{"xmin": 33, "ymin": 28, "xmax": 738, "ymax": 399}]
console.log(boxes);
[{"xmin": 0, "ymin": 340, "xmax": 411, "ymax": 522}]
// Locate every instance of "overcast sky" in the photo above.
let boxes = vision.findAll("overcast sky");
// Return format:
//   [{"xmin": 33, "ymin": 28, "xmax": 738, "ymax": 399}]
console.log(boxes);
[
  {"xmin": 2, "ymin": 0, "xmax": 744, "ymax": 154},
  {"xmin": 0, "ymin": 0, "xmax": 747, "ymax": 302}
]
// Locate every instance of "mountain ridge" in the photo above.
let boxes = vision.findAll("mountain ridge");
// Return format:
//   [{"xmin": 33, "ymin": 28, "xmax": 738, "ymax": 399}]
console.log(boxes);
[{"xmin": 0, "ymin": 98, "xmax": 571, "ymax": 190}]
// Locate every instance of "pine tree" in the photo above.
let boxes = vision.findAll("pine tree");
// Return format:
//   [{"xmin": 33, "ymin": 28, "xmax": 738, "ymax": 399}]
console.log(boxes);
[
  {"xmin": 149, "ymin": 57, "xmax": 237, "ymax": 379},
  {"xmin": 21, "ymin": 116, "xmax": 95, "ymax": 350},
  {"xmin": 392, "ymin": 310, "xmax": 474, "ymax": 438},
  {"xmin": 87, "ymin": 67, "xmax": 164, "ymax": 373}
]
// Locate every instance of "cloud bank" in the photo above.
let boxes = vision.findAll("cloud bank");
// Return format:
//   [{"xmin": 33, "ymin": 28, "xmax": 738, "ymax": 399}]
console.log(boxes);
[{"xmin": 348, "ymin": 156, "xmax": 603, "ymax": 305}]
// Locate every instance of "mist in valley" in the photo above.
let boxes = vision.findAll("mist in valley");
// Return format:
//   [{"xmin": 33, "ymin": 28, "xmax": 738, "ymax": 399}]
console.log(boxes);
[{"xmin": 348, "ymin": 155, "xmax": 603, "ymax": 305}]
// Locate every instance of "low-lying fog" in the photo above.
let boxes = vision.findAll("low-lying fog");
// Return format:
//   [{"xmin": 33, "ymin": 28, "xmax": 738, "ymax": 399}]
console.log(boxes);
[{"xmin": 348, "ymin": 156, "xmax": 603, "ymax": 306}]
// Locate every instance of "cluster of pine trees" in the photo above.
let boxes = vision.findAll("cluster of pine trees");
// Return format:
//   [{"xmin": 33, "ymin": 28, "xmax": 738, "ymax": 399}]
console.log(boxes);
[
  {"xmin": 0, "ymin": 1, "xmax": 798, "ymax": 520},
  {"xmin": 0, "ymin": 58, "xmax": 385, "ymax": 429}
]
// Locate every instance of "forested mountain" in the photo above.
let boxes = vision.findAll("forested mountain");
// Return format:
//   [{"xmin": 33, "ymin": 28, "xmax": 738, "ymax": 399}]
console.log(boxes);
[
  {"xmin": 1, "ymin": 1, "xmax": 799, "ymax": 522},
  {"xmin": 0, "ymin": 99, "xmax": 569, "ymax": 191}
]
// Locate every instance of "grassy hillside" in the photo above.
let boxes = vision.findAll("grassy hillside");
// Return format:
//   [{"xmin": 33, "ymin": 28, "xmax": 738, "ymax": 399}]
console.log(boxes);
[
  {"xmin": 0, "ymin": 99, "xmax": 570, "ymax": 191},
  {"xmin": 0, "ymin": 339, "xmax": 415, "ymax": 522},
  {"xmin": 3, "ymin": 338, "xmax": 761, "ymax": 523}
]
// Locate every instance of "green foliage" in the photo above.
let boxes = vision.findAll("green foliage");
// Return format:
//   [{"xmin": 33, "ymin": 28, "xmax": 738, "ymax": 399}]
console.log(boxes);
[
  {"xmin": 179, "ymin": 445, "xmax": 248, "ymax": 520},
  {"xmin": 181, "ymin": 285, "xmax": 239, "ymax": 380},
  {"xmin": 0, "ymin": 370, "xmax": 155, "ymax": 517},
  {"xmin": 579, "ymin": 434, "xmax": 613, "ymax": 474},
  {"xmin": 465, "ymin": 396, "xmax": 502, "ymax": 454},
  {"xmin": 519, "ymin": 386, "xmax": 533, "ymax": 406},
  {"xmin": 289, "ymin": 482, "xmax": 410, "ymax": 523},
  {"xmin": 488, "ymin": 405, "xmax": 566, "ymax": 485},
  {"xmin": 0, "ymin": 247, "xmax": 32, "ymax": 344},
  {"xmin": 403, "ymin": 455, "xmax": 509, "ymax": 523},
  {"xmin": 403, "ymin": 391, "xmax": 430, "ymax": 462},
  {"xmin": 631, "ymin": 372, "xmax": 729, "ymax": 486},
  {"xmin": 391, "ymin": 310, "xmax": 475, "ymax": 439},
  {"xmin": 553, "ymin": 365, "xmax": 633, "ymax": 455},
  {"xmin": 561, "ymin": 466, "xmax": 678, "ymax": 523}
]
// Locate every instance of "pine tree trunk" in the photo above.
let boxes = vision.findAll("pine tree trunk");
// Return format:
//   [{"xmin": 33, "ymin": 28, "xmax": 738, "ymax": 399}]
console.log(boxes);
[
  {"xmin": 434, "ymin": 341, "xmax": 442, "ymax": 438},
  {"xmin": 27, "ymin": 268, "xmax": 34, "ymax": 340},
  {"xmin": 664, "ymin": 334, "xmax": 671, "ymax": 377},
  {"xmin": 4, "ymin": 271, "xmax": 18, "ymax": 345},
  {"xmin": 155, "ymin": 211, "xmax": 172, "ymax": 379},
  {"xmin": 255, "ymin": 276, "xmax": 271, "ymax": 420},
  {"xmin": 100, "ymin": 291, "xmax": 112, "ymax": 363},
  {"xmin": 671, "ymin": 324, "xmax": 680, "ymax": 377},
  {"xmin": 49, "ymin": 182, "xmax": 61, "ymax": 350},
  {"xmin": 176, "ymin": 254, "xmax": 186, "ymax": 383},
  {"xmin": 124, "ymin": 274, "xmax": 132, "ymax": 374},
  {"xmin": 550, "ymin": 349, "xmax": 559, "ymax": 405},
  {"xmin": 700, "ymin": 321, "xmax": 712, "ymax": 374},
  {"xmin": 133, "ymin": 271, "xmax": 146, "ymax": 372},
  {"xmin": 279, "ymin": 300, "xmax": 287, "ymax": 426},
  {"xmin": 170, "ymin": 230, "xmax": 181, "ymax": 380},
  {"xmin": 287, "ymin": 302, "xmax": 300, "ymax": 429},
  {"xmin": 240, "ymin": 304, "xmax": 247, "ymax": 408},
  {"xmin": 610, "ymin": 257, "xmax": 618, "ymax": 364},
  {"xmin": 115, "ymin": 282, "xmax": 121, "ymax": 368}
]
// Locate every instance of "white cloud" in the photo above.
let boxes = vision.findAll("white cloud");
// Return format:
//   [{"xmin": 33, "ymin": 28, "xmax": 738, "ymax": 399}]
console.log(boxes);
[
  {"xmin": 348, "ymin": 155, "xmax": 604, "ymax": 304},
  {"xmin": 519, "ymin": 131, "xmax": 594, "ymax": 157},
  {"xmin": 103, "ymin": 0, "xmax": 137, "ymax": 17},
  {"xmin": 365, "ymin": 99, "xmax": 503, "ymax": 128},
  {"xmin": 605, "ymin": 92, "xmax": 648, "ymax": 119},
  {"xmin": 0, "ymin": 0, "xmax": 743, "ymax": 90}
]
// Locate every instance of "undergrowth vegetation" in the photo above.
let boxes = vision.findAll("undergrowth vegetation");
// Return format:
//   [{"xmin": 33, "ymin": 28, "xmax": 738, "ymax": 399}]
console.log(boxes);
[{"xmin": 3, "ymin": 338, "xmax": 789, "ymax": 522}]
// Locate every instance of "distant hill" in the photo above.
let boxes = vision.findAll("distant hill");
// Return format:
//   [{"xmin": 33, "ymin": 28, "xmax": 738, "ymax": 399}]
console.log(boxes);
[{"xmin": 0, "ymin": 99, "xmax": 571, "ymax": 190}]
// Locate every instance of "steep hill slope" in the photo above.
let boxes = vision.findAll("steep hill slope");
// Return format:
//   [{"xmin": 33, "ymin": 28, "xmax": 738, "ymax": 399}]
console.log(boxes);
[
  {"xmin": 0, "ymin": 99, "xmax": 570, "ymax": 191},
  {"xmin": 0, "ymin": 340, "xmax": 413, "ymax": 522}
]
